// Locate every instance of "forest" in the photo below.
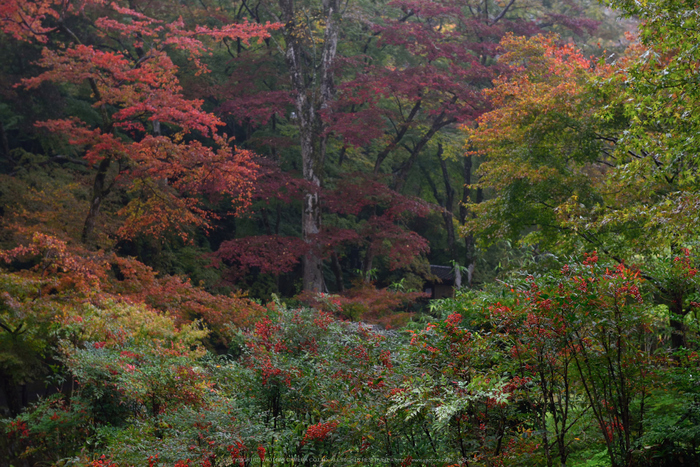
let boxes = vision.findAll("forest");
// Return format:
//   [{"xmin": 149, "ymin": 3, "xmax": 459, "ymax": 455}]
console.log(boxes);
[{"xmin": 1, "ymin": 0, "xmax": 699, "ymax": 465}]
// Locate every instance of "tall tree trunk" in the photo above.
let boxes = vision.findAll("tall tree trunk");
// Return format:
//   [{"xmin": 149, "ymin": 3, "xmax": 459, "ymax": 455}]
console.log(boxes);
[
  {"xmin": 669, "ymin": 299, "xmax": 686, "ymax": 349},
  {"xmin": 423, "ymin": 144, "xmax": 471, "ymax": 287},
  {"xmin": 0, "ymin": 368, "xmax": 21, "ymax": 416},
  {"xmin": 62, "ymin": 24, "xmax": 114, "ymax": 247},
  {"xmin": 0, "ymin": 120, "xmax": 12, "ymax": 169},
  {"xmin": 436, "ymin": 144, "xmax": 457, "ymax": 261},
  {"xmin": 461, "ymin": 153, "xmax": 481, "ymax": 287},
  {"xmin": 363, "ymin": 248, "xmax": 375, "ymax": 283},
  {"xmin": 436, "ymin": 145, "xmax": 464, "ymax": 289},
  {"xmin": 81, "ymin": 155, "xmax": 112, "ymax": 244},
  {"xmin": 331, "ymin": 251, "xmax": 345, "ymax": 292},
  {"xmin": 280, "ymin": 0, "xmax": 340, "ymax": 291}
]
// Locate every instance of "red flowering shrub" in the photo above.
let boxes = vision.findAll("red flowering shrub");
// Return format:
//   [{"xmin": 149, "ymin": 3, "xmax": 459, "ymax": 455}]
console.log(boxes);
[
  {"xmin": 227, "ymin": 441, "xmax": 247, "ymax": 467},
  {"xmin": 301, "ymin": 420, "xmax": 339, "ymax": 445},
  {"xmin": 6, "ymin": 420, "xmax": 30, "ymax": 439},
  {"xmin": 90, "ymin": 455, "xmax": 118, "ymax": 466}
]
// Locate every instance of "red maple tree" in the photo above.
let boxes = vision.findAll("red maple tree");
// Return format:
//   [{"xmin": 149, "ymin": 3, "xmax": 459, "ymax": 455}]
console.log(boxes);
[{"xmin": 1, "ymin": 0, "xmax": 280, "ymax": 244}]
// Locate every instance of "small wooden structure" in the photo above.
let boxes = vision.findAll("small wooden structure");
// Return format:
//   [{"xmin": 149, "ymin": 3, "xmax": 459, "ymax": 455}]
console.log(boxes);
[{"xmin": 423, "ymin": 265, "xmax": 456, "ymax": 299}]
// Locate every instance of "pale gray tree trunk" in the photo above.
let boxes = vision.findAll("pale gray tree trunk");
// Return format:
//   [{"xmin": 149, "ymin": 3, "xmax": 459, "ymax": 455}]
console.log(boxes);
[{"xmin": 279, "ymin": 0, "xmax": 341, "ymax": 291}]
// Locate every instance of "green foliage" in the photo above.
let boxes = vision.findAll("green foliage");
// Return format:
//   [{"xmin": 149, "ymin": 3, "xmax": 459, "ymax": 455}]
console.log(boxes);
[
  {"xmin": 4, "ymin": 254, "xmax": 700, "ymax": 466},
  {"xmin": 4, "ymin": 1, "xmax": 700, "ymax": 466},
  {"xmin": 0, "ymin": 273, "xmax": 58, "ymax": 415},
  {"xmin": 5, "ymin": 394, "xmax": 92, "ymax": 463}
]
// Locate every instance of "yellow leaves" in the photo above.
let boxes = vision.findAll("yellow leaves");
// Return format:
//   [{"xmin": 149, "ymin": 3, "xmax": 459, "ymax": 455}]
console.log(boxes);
[
  {"xmin": 467, "ymin": 34, "xmax": 601, "ymax": 163},
  {"xmin": 172, "ymin": 131, "xmax": 185, "ymax": 144},
  {"xmin": 459, "ymin": 35, "xmax": 617, "ymax": 248},
  {"xmin": 0, "ymin": 174, "xmax": 89, "ymax": 241},
  {"xmin": 62, "ymin": 299, "xmax": 209, "ymax": 353}
]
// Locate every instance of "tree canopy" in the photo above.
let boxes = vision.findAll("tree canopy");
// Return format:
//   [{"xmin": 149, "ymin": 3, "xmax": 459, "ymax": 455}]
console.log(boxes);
[{"xmin": 5, "ymin": 0, "xmax": 700, "ymax": 466}]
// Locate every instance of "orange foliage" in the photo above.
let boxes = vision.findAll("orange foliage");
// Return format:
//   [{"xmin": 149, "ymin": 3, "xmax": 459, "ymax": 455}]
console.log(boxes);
[
  {"xmin": 462, "ymin": 34, "xmax": 612, "ymax": 245},
  {"xmin": 297, "ymin": 285, "xmax": 426, "ymax": 328},
  {"xmin": 1, "ymin": 233, "xmax": 265, "ymax": 339},
  {"xmin": 469, "ymin": 34, "xmax": 602, "ymax": 181},
  {"xmin": 1, "ymin": 0, "xmax": 281, "ymax": 242}
]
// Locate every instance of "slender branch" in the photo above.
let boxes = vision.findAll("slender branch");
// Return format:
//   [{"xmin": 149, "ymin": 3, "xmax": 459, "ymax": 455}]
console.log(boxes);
[
  {"xmin": 489, "ymin": 0, "xmax": 516, "ymax": 25},
  {"xmin": 373, "ymin": 99, "xmax": 422, "ymax": 174}
]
